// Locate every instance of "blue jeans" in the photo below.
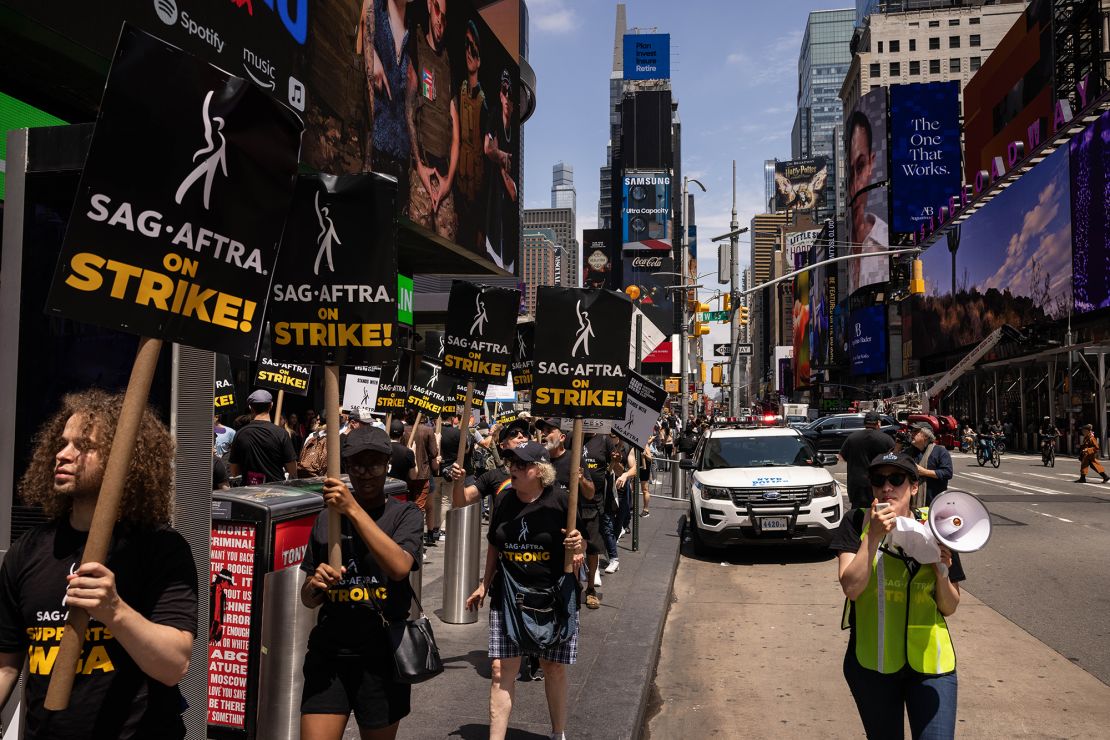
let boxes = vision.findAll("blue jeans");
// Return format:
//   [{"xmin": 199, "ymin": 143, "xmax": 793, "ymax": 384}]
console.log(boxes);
[
  {"xmin": 616, "ymin": 481, "xmax": 633, "ymax": 532},
  {"xmin": 599, "ymin": 511, "xmax": 618, "ymax": 560},
  {"xmin": 843, "ymin": 647, "xmax": 957, "ymax": 740}
]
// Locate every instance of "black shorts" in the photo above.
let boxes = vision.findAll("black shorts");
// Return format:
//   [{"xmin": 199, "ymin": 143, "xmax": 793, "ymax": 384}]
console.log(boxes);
[
  {"xmin": 577, "ymin": 506, "xmax": 606, "ymax": 555},
  {"xmin": 301, "ymin": 650, "xmax": 411, "ymax": 730}
]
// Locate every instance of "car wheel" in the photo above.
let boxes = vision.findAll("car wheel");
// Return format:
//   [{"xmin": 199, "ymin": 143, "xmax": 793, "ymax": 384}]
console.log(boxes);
[{"xmin": 688, "ymin": 506, "xmax": 711, "ymax": 557}]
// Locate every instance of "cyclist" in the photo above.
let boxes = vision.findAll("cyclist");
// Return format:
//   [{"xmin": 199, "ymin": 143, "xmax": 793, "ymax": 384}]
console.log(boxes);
[
  {"xmin": 1039, "ymin": 417, "xmax": 1059, "ymax": 458},
  {"xmin": 975, "ymin": 420, "xmax": 996, "ymax": 464}
]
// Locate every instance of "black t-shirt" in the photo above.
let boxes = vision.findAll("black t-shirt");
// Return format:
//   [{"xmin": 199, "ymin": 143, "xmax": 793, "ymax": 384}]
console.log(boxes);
[
  {"xmin": 551, "ymin": 449, "xmax": 589, "ymax": 490},
  {"xmin": 838, "ymin": 428, "xmax": 895, "ymax": 508},
  {"xmin": 487, "ymin": 485, "xmax": 569, "ymax": 602},
  {"xmin": 582, "ymin": 435, "xmax": 615, "ymax": 510},
  {"xmin": 474, "ymin": 468, "xmax": 511, "ymax": 500},
  {"xmin": 227, "ymin": 421, "xmax": 296, "ymax": 483},
  {"xmin": 213, "ymin": 455, "xmax": 229, "ymax": 489},
  {"xmin": 0, "ymin": 519, "xmax": 198, "ymax": 740},
  {"xmin": 388, "ymin": 440, "xmax": 416, "ymax": 483},
  {"xmin": 440, "ymin": 426, "xmax": 474, "ymax": 474},
  {"xmin": 299, "ymin": 498, "xmax": 423, "ymax": 656}
]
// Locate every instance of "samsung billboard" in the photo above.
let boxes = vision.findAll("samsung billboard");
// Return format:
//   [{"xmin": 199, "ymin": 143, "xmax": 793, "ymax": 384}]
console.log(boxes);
[
  {"xmin": 889, "ymin": 82, "xmax": 962, "ymax": 234},
  {"xmin": 622, "ymin": 171, "xmax": 672, "ymax": 251}
]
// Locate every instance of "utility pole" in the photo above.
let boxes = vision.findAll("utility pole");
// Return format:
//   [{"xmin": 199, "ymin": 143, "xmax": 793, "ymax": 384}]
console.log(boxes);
[{"xmin": 729, "ymin": 161, "xmax": 741, "ymax": 418}]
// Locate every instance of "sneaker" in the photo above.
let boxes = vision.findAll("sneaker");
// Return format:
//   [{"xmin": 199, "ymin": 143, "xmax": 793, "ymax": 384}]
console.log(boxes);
[
  {"xmin": 592, "ymin": 569, "xmax": 602, "ymax": 588},
  {"xmin": 529, "ymin": 661, "xmax": 544, "ymax": 681},
  {"xmin": 436, "ymin": 528, "xmax": 446, "ymax": 541},
  {"xmin": 640, "ymin": 510, "xmax": 651, "ymax": 518},
  {"xmin": 603, "ymin": 559, "xmax": 620, "ymax": 574},
  {"xmin": 618, "ymin": 527, "xmax": 628, "ymax": 540},
  {"xmin": 423, "ymin": 532, "xmax": 437, "ymax": 547},
  {"xmin": 585, "ymin": 591, "xmax": 600, "ymax": 609}
]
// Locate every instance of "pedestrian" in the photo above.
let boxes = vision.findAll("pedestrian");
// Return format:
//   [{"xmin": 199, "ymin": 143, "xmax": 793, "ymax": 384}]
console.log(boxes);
[
  {"xmin": 534, "ymin": 419, "xmax": 600, "ymax": 607},
  {"xmin": 214, "ymin": 413, "xmax": 236, "ymax": 458},
  {"xmin": 1076, "ymin": 423, "xmax": 1108, "ymax": 483},
  {"xmin": 838, "ymin": 411, "xmax": 895, "ymax": 509},
  {"xmin": 464, "ymin": 441, "xmax": 584, "ymax": 740},
  {"xmin": 613, "ymin": 440, "xmax": 639, "ymax": 539},
  {"xmin": 437, "ymin": 409, "xmax": 478, "ymax": 541},
  {"xmin": 298, "ymin": 425, "xmax": 424, "ymax": 740},
  {"xmin": 387, "ymin": 419, "xmax": 416, "ymax": 492},
  {"xmin": 443, "ymin": 418, "xmax": 528, "ymax": 510},
  {"xmin": 403, "ymin": 410, "xmax": 440, "ymax": 544},
  {"xmin": 228, "ymin": 389, "xmax": 297, "ymax": 484},
  {"xmin": 639, "ymin": 436, "xmax": 654, "ymax": 518},
  {"xmin": 658, "ymin": 420, "xmax": 674, "ymax": 472},
  {"xmin": 583, "ymin": 431, "xmax": 619, "ymax": 575},
  {"xmin": 831, "ymin": 451, "xmax": 964, "ymax": 739},
  {"xmin": 909, "ymin": 423, "xmax": 953, "ymax": 505},
  {"xmin": 0, "ymin": 389, "xmax": 197, "ymax": 739}
]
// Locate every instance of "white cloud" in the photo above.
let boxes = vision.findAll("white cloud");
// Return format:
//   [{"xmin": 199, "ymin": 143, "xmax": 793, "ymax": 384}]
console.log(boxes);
[
  {"xmin": 530, "ymin": 0, "xmax": 578, "ymax": 33},
  {"xmin": 726, "ymin": 51, "xmax": 747, "ymax": 65},
  {"xmin": 982, "ymin": 180, "xmax": 1062, "ymax": 292}
]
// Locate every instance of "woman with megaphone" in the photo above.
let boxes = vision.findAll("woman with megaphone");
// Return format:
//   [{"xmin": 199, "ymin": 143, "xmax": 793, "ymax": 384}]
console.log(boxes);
[{"xmin": 830, "ymin": 451, "xmax": 964, "ymax": 740}]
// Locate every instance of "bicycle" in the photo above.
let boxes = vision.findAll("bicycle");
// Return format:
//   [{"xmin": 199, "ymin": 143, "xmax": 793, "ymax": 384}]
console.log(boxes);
[
  {"xmin": 976, "ymin": 435, "xmax": 1000, "ymax": 468},
  {"xmin": 1041, "ymin": 435, "xmax": 1057, "ymax": 467}
]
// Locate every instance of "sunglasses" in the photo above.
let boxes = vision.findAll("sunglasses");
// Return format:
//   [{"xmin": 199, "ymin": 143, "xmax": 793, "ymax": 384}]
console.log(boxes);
[
  {"xmin": 466, "ymin": 37, "xmax": 479, "ymax": 57},
  {"xmin": 508, "ymin": 459, "xmax": 535, "ymax": 470},
  {"xmin": 349, "ymin": 461, "xmax": 388, "ymax": 477},
  {"xmin": 869, "ymin": 472, "xmax": 909, "ymax": 488}
]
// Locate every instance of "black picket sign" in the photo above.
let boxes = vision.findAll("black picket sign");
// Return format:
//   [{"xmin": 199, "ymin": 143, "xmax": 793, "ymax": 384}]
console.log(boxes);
[
  {"xmin": 442, "ymin": 280, "xmax": 519, "ymax": 384},
  {"xmin": 267, "ymin": 173, "xmax": 399, "ymax": 365},
  {"xmin": 405, "ymin": 359, "xmax": 456, "ymax": 417},
  {"xmin": 375, "ymin": 353, "xmax": 411, "ymax": 414},
  {"xmin": 532, "ymin": 288, "xmax": 633, "ymax": 420},
  {"xmin": 215, "ymin": 354, "xmax": 237, "ymax": 411},
  {"xmin": 511, "ymin": 321, "xmax": 535, "ymax": 391},
  {"xmin": 254, "ymin": 357, "xmax": 312, "ymax": 396},
  {"xmin": 610, "ymin": 371, "xmax": 669, "ymax": 449},
  {"xmin": 45, "ymin": 26, "xmax": 302, "ymax": 359},
  {"xmin": 420, "ymin": 330, "xmax": 486, "ymax": 411}
]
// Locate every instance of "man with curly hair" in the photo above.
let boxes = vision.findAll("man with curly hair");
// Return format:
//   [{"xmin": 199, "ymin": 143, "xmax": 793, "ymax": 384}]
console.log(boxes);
[{"xmin": 0, "ymin": 389, "xmax": 198, "ymax": 739}]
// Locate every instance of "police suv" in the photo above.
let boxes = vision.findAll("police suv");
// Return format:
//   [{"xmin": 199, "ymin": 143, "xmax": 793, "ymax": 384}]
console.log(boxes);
[{"xmin": 681, "ymin": 425, "xmax": 844, "ymax": 554}]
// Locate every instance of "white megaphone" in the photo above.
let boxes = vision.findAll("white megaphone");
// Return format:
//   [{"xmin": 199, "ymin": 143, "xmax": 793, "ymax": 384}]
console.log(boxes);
[{"xmin": 927, "ymin": 489, "xmax": 992, "ymax": 552}]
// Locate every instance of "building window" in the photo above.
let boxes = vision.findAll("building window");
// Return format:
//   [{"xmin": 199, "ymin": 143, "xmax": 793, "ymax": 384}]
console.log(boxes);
[
  {"xmin": 948, "ymin": 18, "xmax": 960, "ymax": 26},
  {"xmin": 970, "ymin": 34, "xmax": 981, "ymax": 47},
  {"xmin": 970, "ymin": 17, "xmax": 980, "ymax": 25},
  {"xmin": 910, "ymin": 60, "xmax": 921, "ymax": 76},
  {"xmin": 970, "ymin": 56, "xmax": 981, "ymax": 71},
  {"xmin": 928, "ymin": 20, "xmax": 940, "ymax": 28},
  {"xmin": 930, "ymin": 59, "xmax": 941, "ymax": 74},
  {"xmin": 950, "ymin": 57, "xmax": 961, "ymax": 72},
  {"xmin": 877, "ymin": 40, "xmax": 883, "ymax": 53},
  {"xmin": 890, "ymin": 40, "xmax": 900, "ymax": 53},
  {"xmin": 890, "ymin": 62, "xmax": 901, "ymax": 76},
  {"xmin": 949, "ymin": 35, "xmax": 960, "ymax": 48},
  {"xmin": 909, "ymin": 21, "xmax": 919, "ymax": 27},
  {"xmin": 869, "ymin": 62, "xmax": 881, "ymax": 78},
  {"xmin": 929, "ymin": 37, "xmax": 940, "ymax": 50},
  {"xmin": 909, "ymin": 39, "xmax": 916, "ymax": 51}
]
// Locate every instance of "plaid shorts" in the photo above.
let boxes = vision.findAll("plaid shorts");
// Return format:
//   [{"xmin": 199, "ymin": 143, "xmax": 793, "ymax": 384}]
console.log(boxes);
[{"xmin": 488, "ymin": 607, "xmax": 578, "ymax": 664}]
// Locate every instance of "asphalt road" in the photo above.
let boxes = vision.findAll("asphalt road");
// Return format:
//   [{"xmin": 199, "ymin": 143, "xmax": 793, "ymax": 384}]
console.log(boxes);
[{"xmin": 829, "ymin": 450, "xmax": 1110, "ymax": 686}]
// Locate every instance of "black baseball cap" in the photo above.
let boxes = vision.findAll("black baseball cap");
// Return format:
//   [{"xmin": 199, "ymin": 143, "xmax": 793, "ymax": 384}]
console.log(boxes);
[
  {"xmin": 342, "ymin": 426, "xmax": 391, "ymax": 459},
  {"xmin": 864, "ymin": 410, "xmax": 882, "ymax": 424},
  {"xmin": 533, "ymin": 417, "xmax": 562, "ymax": 432},
  {"xmin": 389, "ymin": 419, "xmax": 406, "ymax": 437},
  {"xmin": 503, "ymin": 441, "xmax": 551, "ymax": 464},
  {"xmin": 868, "ymin": 451, "xmax": 918, "ymax": 479},
  {"xmin": 498, "ymin": 418, "xmax": 531, "ymax": 443}
]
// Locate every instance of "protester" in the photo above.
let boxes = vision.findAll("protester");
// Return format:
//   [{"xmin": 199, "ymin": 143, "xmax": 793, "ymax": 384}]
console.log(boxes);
[
  {"xmin": 909, "ymin": 423, "xmax": 953, "ymax": 505},
  {"xmin": 437, "ymin": 409, "xmax": 478, "ymax": 543},
  {"xmin": 280, "ymin": 414, "xmax": 304, "ymax": 456},
  {"xmin": 0, "ymin": 389, "xmax": 197, "ymax": 739},
  {"xmin": 613, "ymin": 440, "xmax": 639, "ymax": 542},
  {"xmin": 838, "ymin": 411, "xmax": 895, "ymax": 509},
  {"xmin": 1077, "ymin": 423, "xmax": 1108, "ymax": 483},
  {"xmin": 830, "ymin": 451, "xmax": 963, "ymax": 738},
  {"xmin": 228, "ymin": 389, "xmax": 297, "ymax": 484},
  {"xmin": 297, "ymin": 415, "xmax": 330, "ymax": 479},
  {"xmin": 299, "ymin": 425, "xmax": 424, "ymax": 740},
  {"xmin": 387, "ymin": 419, "xmax": 416, "ymax": 493},
  {"xmin": 581, "ymin": 431, "xmax": 616, "ymax": 581},
  {"xmin": 443, "ymin": 419, "xmax": 528, "ymax": 509},
  {"xmin": 214, "ymin": 413, "xmax": 236, "ymax": 458},
  {"xmin": 640, "ymin": 437, "xmax": 654, "ymax": 518},
  {"xmin": 534, "ymin": 419, "xmax": 599, "ymax": 607},
  {"xmin": 464, "ymin": 441, "xmax": 584, "ymax": 740},
  {"xmin": 213, "ymin": 443, "xmax": 231, "ymax": 490}
]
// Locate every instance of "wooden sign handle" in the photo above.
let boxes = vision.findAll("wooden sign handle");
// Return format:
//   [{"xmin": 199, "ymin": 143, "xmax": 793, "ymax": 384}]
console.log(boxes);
[
  {"xmin": 273, "ymin": 389, "xmax": 285, "ymax": 428},
  {"xmin": 452, "ymin": 381, "xmax": 475, "ymax": 508},
  {"xmin": 45, "ymin": 336, "xmax": 163, "ymax": 710},
  {"xmin": 564, "ymin": 417, "xmax": 584, "ymax": 573},
  {"xmin": 324, "ymin": 364, "xmax": 342, "ymax": 570}
]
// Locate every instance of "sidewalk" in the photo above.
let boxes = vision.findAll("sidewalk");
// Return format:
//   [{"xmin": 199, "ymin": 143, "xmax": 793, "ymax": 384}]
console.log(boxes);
[{"xmin": 350, "ymin": 489, "xmax": 687, "ymax": 740}]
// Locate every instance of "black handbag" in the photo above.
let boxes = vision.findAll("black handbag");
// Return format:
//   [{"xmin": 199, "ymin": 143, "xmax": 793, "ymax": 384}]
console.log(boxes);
[{"xmin": 377, "ymin": 590, "xmax": 444, "ymax": 684}]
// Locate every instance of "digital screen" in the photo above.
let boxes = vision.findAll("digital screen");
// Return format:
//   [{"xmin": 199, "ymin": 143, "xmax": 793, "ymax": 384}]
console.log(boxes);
[
  {"xmin": 849, "ymin": 305, "xmax": 887, "ymax": 376},
  {"xmin": 889, "ymin": 81, "xmax": 962, "ymax": 234},
  {"xmin": 622, "ymin": 34, "xmax": 670, "ymax": 80},
  {"xmin": 844, "ymin": 87, "xmax": 890, "ymax": 295}
]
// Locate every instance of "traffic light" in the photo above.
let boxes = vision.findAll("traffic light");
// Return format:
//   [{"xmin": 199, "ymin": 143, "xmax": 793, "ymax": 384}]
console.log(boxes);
[
  {"xmin": 909, "ymin": 259, "xmax": 925, "ymax": 296},
  {"xmin": 738, "ymin": 306, "xmax": 750, "ymax": 325},
  {"xmin": 693, "ymin": 322, "xmax": 711, "ymax": 336},
  {"xmin": 723, "ymin": 294, "xmax": 732, "ymax": 311},
  {"xmin": 698, "ymin": 362, "xmax": 706, "ymax": 383},
  {"xmin": 695, "ymin": 301, "xmax": 711, "ymax": 314},
  {"xmin": 711, "ymin": 364, "xmax": 723, "ymax": 385}
]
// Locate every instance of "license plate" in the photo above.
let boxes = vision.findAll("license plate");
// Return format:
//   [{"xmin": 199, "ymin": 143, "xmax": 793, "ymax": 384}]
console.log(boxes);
[{"xmin": 759, "ymin": 517, "xmax": 788, "ymax": 532}]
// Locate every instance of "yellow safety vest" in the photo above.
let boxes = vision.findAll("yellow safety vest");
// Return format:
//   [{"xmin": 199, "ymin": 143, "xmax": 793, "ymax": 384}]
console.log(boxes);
[{"xmin": 841, "ymin": 507, "xmax": 956, "ymax": 675}]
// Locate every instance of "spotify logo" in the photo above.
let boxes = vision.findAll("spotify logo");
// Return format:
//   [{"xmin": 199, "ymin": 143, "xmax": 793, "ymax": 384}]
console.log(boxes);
[{"xmin": 154, "ymin": 0, "xmax": 178, "ymax": 26}]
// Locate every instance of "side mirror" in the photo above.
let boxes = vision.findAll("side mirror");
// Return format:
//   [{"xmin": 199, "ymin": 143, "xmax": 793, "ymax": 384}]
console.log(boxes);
[
  {"xmin": 679, "ymin": 459, "xmax": 696, "ymax": 470},
  {"xmin": 819, "ymin": 453, "xmax": 838, "ymax": 466}
]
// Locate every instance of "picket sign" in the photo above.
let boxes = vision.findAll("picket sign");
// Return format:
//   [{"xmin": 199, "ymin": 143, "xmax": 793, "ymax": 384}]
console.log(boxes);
[
  {"xmin": 564, "ymin": 418, "xmax": 585, "ymax": 573},
  {"xmin": 324, "ymin": 366, "xmax": 342, "ymax": 570}
]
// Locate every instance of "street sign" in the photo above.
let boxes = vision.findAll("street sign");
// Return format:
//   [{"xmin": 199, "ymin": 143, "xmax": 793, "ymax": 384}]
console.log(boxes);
[
  {"xmin": 713, "ymin": 344, "xmax": 731, "ymax": 357},
  {"xmin": 698, "ymin": 310, "xmax": 729, "ymax": 322},
  {"xmin": 664, "ymin": 377, "xmax": 680, "ymax": 393},
  {"xmin": 736, "ymin": 343, "xmax": 753, "ymax": 356}
]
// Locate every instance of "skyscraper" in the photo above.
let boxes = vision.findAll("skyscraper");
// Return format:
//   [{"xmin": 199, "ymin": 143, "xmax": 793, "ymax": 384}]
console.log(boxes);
[
  {"xmin": 763, "ymin": 159, "xmax": 778, "ymax": 212},
  {"xmin": 598, "ymin": 3, "xmax": 627, "ymax": 230},
  {"xmin": 523, "ymin": 208, "xmax": 578, "ymax": 286},
  {"xmin": 792, "ymin": 9, "xmax": 854, "ymax": 222},
  {"xmin": 521, "ymin": 228, "xmax": 560, "ymax": 316},
  {"xmin": 550, "ymin": 162, "xmax": 578, "ymax": 282}
]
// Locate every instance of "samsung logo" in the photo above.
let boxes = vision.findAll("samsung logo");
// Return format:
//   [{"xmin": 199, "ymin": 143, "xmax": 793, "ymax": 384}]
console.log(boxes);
[{"xmin": 626, "ymin": 177, "xmax": 670, "ymax": 185}]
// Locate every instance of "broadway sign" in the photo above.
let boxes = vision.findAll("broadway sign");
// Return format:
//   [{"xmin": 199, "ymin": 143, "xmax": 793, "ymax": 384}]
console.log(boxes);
[
  {"xmin": 532, "ymin": 288, "xmax": 633, "ymax": 420},
  {"xmin": 267, "ymin": 173, "xmax": 398, "ymax": 366},
  {"xmin": 254, "ymin": 357, "xmax": 311, "ymax": 396},
  {"xmin": 442, "ymin": 281, "xmax": 519, "ymax": 384},
  {"xmin": 45, "ymin": 27, "xmax": 302, "ymax": 358}
]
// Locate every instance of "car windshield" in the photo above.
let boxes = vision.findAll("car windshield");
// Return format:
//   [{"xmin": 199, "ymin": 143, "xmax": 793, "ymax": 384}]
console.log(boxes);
[{"xmin": 701, "ymin": 435, "xmax": 815, "ymax": 469}]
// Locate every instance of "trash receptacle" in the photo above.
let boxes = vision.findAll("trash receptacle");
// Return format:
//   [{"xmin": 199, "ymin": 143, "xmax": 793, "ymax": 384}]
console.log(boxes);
[{"xmin": 206, "ymin": 476, "xmax": 410, "ymax": 739}]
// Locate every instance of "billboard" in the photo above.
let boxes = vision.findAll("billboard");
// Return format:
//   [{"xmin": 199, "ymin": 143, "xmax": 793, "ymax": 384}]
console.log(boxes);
[
  {"xmin": 582, "ymin": 228, "xmax": 614, "ymax": 289},
  {"xmin": 791, "ymin": 249, "xmax": 812, "ymax": 387},
  {"xmin": 1070, "ymin": 108, "xmax": 1110, "ymax": 314},
  {"xmin": 1, "ymin": 0, "xmax": 521, "ymax": 270},
  {"xmin": 913, "ymin": 145, "xmax": 1072, "ymax": 359},
  {"xmin": 845, "ymin": 87, "xmax": 889, "ymax": 295},
  {"xmin": 849, "ymin": 305, "xmax": 887, "ymax": 376},
  {"xmin": 773, "ymin": 157, "xmax": 828, "ymax": 212},
  {"xmin": 889, "ymin": 82, "xmax": 962, "ymax": 234},
  {"xmin": 622, "ymin": 252, "xmax": 675, "ymax": 337},
  {"xmin": 622, "ymin": 34, "xmax": 670, "ymax": 80},
  {"xmin": 622, "ymin": 171, "xmax": 672, "ymax": 251}
]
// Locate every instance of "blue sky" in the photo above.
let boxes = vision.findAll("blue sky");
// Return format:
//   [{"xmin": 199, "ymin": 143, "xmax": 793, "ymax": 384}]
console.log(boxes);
[{"xmin": 520, "ymin": 0, "xmax": 855, "ymax": 285}]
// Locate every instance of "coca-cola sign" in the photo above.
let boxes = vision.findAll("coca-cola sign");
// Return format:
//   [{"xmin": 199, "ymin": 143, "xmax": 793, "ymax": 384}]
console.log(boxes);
[{"xmin": 632, "ymin": 255, "xmax": 665, "ymax": 270}]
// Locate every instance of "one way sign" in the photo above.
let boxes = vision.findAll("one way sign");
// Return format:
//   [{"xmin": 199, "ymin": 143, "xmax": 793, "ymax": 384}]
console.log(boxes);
[{"xmin": 713, "ymin": 344, "xmax": 731, "ymax": 357}]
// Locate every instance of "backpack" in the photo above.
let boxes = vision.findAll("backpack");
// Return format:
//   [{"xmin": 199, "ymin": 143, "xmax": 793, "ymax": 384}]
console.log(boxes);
[{"xmin": 297, "ymin": 432, "xmax": 329, "ymax": 478}]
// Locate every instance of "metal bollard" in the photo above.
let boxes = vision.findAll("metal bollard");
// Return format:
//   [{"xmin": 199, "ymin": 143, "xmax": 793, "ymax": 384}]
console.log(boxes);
[
  {"xmin": 441, "ymin": 503, "xmax": 482, "ymax": 624},
  {"xmin": 408, "ymin": 559, "xmax": 423, "ymax": 620}
]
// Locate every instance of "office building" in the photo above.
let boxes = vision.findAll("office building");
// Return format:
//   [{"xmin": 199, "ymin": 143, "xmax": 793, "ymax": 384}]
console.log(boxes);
[
  {"xmin": 749, "ymin": 213, "xmax": 789, "ymax": 396},
  {"xmin": 523, "ymin": 208, "xmax": 577, "ymax": 286},
  {"xmin": 598, "ymin": 4, "xmax": 628, "ymax": 230},
  {"xmin": 521, "ymin": 228, "xmax": 560, "ymax": 316},
  {"xmin": 792, "ymin": 9, "xmax": 855, "ymax": 222},
  {"xmin": 763, "ymin": 159, "xmax": 778, "ymax": 213},
  {"xmin": 550, "ymin": 162, "xmax": 578, "ymax": 283}
]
